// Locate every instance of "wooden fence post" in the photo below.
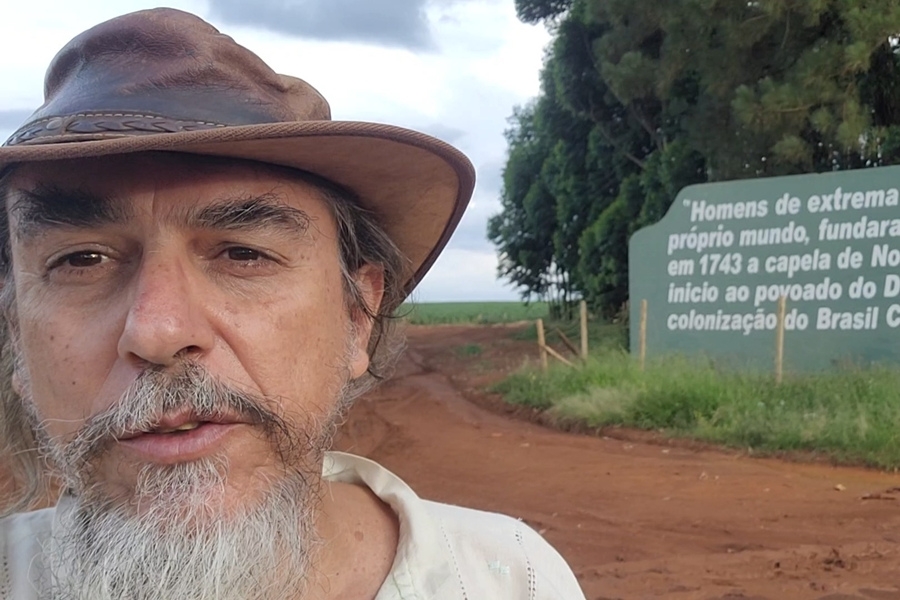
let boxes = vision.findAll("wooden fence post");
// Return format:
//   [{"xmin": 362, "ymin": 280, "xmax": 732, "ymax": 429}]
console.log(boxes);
[
  {"xmin": 536, "ymin": 318, "xmax": 549, "ymax": 372},
  {"xmin": 775, "ymin": 296, "xmax": 787, "ymax": 385},
  {"xmin": 639, "ymin": 299, "xmax": 648, "ymax": 371},
  {"xmin": 554, "ymin": 327, "xmax": 582, "ymax": 360},
  {"xmin": 579, "ymin": 300, "xmax": 588, "ymax": 358}
]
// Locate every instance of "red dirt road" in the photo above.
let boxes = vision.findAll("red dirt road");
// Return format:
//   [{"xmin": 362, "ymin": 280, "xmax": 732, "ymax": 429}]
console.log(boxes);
[{"xmin": 335, "ymin": 324, "xmax": 900, "ymax": 599}]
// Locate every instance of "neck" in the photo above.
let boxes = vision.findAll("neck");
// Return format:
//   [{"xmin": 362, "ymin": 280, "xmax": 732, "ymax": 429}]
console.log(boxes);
[{"xmin": 304, "ymin": 480, "xmax": 399, "ymax": 600}]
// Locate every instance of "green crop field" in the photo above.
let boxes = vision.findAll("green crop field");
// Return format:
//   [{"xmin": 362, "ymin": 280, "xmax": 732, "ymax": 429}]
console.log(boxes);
[{"xmin": 400, "ymin": 301, "xmax": 549, "ymax": 325}]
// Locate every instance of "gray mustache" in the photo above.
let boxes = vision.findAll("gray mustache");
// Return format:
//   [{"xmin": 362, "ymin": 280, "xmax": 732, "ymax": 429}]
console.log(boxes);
[{"xmin": 59, "ymin": 363, "xmax": 291, "ymax": 470}]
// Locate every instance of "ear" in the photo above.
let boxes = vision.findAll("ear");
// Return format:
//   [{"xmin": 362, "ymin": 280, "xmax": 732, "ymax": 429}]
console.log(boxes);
[{"xmin": 347, "ymin": 263, "xmax": 385, "ymax": 379}]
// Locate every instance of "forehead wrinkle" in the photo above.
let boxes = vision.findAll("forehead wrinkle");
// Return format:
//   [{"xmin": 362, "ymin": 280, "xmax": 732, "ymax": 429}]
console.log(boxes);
[{"xmin": 8, "ymin": 183, "xmax": 132, "ymax": 239}]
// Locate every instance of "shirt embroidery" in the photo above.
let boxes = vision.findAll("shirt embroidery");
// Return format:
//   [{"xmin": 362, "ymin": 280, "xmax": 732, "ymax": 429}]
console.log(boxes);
[{"xmin": 487, "ymin": 560, "xmax": 511, "ymax": 576}]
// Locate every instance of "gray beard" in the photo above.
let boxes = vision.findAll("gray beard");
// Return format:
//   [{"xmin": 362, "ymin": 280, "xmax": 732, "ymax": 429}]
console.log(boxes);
[
  {"xmin": 26, "ymin": 363, "xmax": 349, "ymax": 600},
  {"xmin": 46, "ymin": 457, "xmax": 318, "ymax": 600}
]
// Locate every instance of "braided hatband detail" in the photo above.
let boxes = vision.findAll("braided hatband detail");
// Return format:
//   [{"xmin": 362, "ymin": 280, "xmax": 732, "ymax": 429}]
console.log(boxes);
[{"xmin": 5, "ymin": 113, "xmax": 228, "ymax": 146}]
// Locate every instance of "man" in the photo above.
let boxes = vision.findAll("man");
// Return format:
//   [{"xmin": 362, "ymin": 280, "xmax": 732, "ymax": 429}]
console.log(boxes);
[{"xmin": 0, "ymin": 8, "xmax": 585, "ymax": 600}]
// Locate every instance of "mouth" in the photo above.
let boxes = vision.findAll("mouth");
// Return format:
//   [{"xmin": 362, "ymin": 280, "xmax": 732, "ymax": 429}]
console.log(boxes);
[
  {"xmin": 151, "ymin": 421, "xmax": 204, "ymax": 434},
  {"xmin": 118, "ymin": 420, "xmax": 211, "ymax": 439},
  {"xmin": 116, "ymin": 413, "xmax": 248, "ymax": 464}
]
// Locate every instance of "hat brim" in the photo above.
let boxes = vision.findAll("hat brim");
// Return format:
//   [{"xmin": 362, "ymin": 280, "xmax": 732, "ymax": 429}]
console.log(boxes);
[{"xmin": 0, "ymin": 120, "xmax": 476, "ymax": 303}]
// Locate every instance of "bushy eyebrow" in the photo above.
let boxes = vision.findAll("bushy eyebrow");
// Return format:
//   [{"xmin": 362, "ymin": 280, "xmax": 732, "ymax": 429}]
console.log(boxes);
[
  {"xmin": 181, "ymin": 193, "xmax": 312, "ymax": 236},
  {"xmin": 8, "ymin": 186, "xmax": 312, "ymax": 240},
  {"xmin": 9, "ymin": 184, "xmax": 131, "ymax": 239}
]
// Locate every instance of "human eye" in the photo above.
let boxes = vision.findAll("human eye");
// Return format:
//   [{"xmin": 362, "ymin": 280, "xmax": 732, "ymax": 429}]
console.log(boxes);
[
  {"xmin": 51, "ymin": 251, "xmax": 109, "ymax": 269},
  {"xmin": 225, "ymin": 246, "xmax": 266, "ymax": 262},
  {"xmin": 48, "ymin": 250, "xmax": 111, "ymax": 271},
  {"xmin": 214, "ymin": 244, "xmax": 282, "ymax": 276},
  {"xmin": 45, "ymin": 248, "xmax": 117, "ymax": 283}
]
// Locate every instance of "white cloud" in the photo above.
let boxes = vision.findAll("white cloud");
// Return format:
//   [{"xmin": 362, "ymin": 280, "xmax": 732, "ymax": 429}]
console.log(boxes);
[
  {"xmin": 0, "ymin": 0, "xmax": 549, "ymax": 302},
  {"xmin": 411, "ymin": 248, "xmax": 520, "ymax": 302},
  {"xmin": 208, "ymin": 0, "xmax": 438, "ymax": 51}
]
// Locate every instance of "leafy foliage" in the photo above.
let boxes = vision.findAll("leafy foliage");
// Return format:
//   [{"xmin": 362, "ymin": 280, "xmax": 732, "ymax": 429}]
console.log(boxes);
[
  {"xmin": 490, "ymin": 0, "xmax": 900, "ymax": 316},
  {"xmin": 515, "ymin": 0, "xmax": 574, "ymax": 24}
]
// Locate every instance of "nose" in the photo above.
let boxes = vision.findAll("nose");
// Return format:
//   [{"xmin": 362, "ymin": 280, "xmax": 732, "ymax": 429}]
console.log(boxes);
[{"xmin": 117, "ymin": 253, "xmax": 215, "ymax": 367}]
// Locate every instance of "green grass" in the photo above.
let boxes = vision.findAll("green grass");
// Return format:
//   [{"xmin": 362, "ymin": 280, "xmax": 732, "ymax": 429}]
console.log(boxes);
[
  {"xmin": 455, "ymin": 343, "xmax": 484, "ymax": 357},
  {"xmin": 493, "ymin": 351, "xmax": 900, "ymax": 469},
  {"xmin": 401, "ymin": 301, "xmax": 549, "ymax": 325}
]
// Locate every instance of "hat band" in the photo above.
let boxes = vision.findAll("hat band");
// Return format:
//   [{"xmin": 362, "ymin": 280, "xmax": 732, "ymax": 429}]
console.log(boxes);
[{"xmin": 5, "ymin": 112, "xmax": 227, "ymax": 147}]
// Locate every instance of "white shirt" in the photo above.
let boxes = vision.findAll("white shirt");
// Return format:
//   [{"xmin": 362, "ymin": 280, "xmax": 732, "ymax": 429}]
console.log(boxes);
[{"xmin": 0, "ymin": 452, "xmax": 586, "ymax": 599}]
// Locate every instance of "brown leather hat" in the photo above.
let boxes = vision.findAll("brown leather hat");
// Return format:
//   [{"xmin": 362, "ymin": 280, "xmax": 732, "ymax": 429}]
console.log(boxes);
[{"xmin": 0, "ymin": 8, "xmax": 475, "ymax": 297}]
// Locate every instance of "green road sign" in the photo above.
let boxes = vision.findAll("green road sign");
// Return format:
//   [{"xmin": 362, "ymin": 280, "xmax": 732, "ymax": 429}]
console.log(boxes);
[{"xmin": 629, "ymin": 165, "xmax": 900, "ymax": 371}]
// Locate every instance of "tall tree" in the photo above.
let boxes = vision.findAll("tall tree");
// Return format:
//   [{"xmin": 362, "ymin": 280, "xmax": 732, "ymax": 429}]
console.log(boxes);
[
  {"xmin": 488, "ymin": 103, "xmax": 558, "ymax": 302},
  {"xmin": 492, "ymin": 0, "xmax": 900, "ymax": 316}
]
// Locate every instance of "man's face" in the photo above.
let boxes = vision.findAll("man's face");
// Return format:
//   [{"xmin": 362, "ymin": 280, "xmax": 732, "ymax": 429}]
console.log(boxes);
[{"xmin": 4, "ymin": 153, "xmax": 376, "ymax": 513}]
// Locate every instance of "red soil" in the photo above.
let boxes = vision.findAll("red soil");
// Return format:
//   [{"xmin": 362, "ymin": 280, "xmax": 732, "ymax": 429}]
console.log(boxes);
[{"xmin": 335, "ymin": 324, "xmax": 900, "ymax": 599}]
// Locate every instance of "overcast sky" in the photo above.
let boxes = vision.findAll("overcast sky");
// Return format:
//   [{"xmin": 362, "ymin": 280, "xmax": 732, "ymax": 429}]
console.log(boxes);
[{"xmin": 0, "ymin": 0, "xmax": 550, "ymax": 302}]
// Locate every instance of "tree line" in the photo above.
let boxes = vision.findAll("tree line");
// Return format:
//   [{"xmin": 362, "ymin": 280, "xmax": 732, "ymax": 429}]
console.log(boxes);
[{"xmin": 488, "ymin": 0, "xmax": 900, "ymax": 319}]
